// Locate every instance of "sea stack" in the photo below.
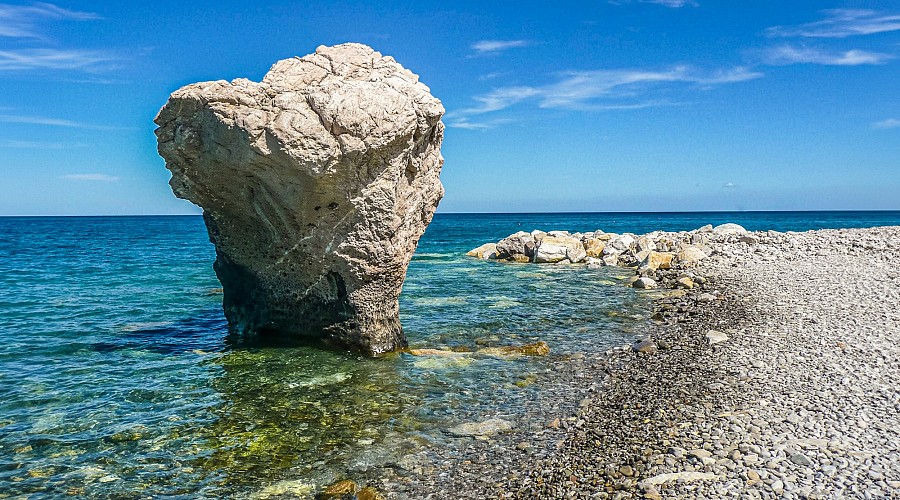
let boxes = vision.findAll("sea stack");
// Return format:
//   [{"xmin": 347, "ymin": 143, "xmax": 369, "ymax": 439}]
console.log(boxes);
[{"xmin": 154, "ymin": 43, "xmax": 445, "ymax": 355}]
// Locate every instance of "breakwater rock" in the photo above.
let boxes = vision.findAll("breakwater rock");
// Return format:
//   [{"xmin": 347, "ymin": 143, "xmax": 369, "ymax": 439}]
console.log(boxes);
[
  {"xmin": 468, "ymin": 224, "xmax": 754, "ymax": 290},
  {"xmin": 155, "ymin": 43, "xmax": 445, "ymax": 355}
]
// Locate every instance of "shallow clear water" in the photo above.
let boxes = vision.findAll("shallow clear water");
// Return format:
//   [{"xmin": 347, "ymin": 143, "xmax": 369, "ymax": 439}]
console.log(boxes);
[{"xmin": 1, "ymin": 211, "xmax": 898, "ymax": 497}]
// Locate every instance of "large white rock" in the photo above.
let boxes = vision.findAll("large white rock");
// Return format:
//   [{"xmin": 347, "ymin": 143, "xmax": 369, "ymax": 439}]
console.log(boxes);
[
  {"xmin": 155, "ymin": 44, "xmax": 444, "ymax": 355},
  {"xmin": 495, "ymin": 231, "xmax": 535, "ymax": 260},
  {"xmin": 608, "ymin": 234, "xmax": 636, "ymax": 252},
  {"xmin": 533, "ymin": 235, "xmax": 587, "ymax": 263},
  {"xmin": 713, "ymin": 223, "xmax": 748, "ymax": 235}
]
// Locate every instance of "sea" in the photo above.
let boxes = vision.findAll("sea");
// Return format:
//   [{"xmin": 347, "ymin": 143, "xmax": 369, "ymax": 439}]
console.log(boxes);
[{"xmin": 1, "ymin": 211, "xmax": 898, "ymax": 497}]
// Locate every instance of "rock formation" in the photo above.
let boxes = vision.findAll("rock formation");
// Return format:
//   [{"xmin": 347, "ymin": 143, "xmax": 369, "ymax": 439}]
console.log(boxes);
[{"xmin": 154, "ymin": 43, "xmax": 445, "ymax": 355}]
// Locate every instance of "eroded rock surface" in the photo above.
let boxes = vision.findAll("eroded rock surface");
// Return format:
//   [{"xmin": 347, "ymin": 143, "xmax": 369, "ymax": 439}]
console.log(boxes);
[{"xmin": 155, "ymin": 43, "xmax": 444, "ymax": 355}]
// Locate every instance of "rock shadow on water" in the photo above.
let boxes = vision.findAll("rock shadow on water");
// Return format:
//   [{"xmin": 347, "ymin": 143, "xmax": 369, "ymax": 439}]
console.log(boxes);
[{"xmin": 91, "ymin": 308, "xmax": 227, "ymax": 356}]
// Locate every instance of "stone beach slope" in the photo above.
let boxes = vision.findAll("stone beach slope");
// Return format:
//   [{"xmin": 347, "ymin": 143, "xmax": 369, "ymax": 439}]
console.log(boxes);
[{"xmin": 393, "ymin": 225, "xmax": 900, "ymax": 499}]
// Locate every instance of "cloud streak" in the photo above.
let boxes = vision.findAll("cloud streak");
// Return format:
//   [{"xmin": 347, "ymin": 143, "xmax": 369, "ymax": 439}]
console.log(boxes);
[
  {"xmin": 763, "ymin": 46, "xmax": 893, "ymax": 66},
  {"xmin": 610, "ymin": 0, "xmax": 698, "ymax": 7},
  {"xmin": 0, "ymin": 48, "xmax": 117, "ymax": 71},
  {"xmin": 641, "ymin": 0, "xmax": 697, "ymax": 7},
  {"xmin": 0, "ymin": 139, "xmax": 85, "ymax": 149},
  {"xmin": 0, "ymin": 113, "xmax": 127, "ymax": 130},
  {"xmin": 0, "ymin": 113, "xmax": 83, "ymax": 127},
  {"xmin": 453, "ymin": 65, "xmax": 761, "ymax": 121},
  {"xmin": 0, "ymin": 2, "xmax": 99, "ymax": 38},
  {"xmin": 61, "ymin": 173, "xmax": 119, "ymax": 182},
  {"xmin": 767, "ymin": 9, "xmax": 900, "ymax": 38},
  {"xmin": 471, "ymin": 40, "xmax": 529, "ymax": 55},
  {"xmin": 872, "ymin": 118, "xmax": 900, "ymax": 130}
]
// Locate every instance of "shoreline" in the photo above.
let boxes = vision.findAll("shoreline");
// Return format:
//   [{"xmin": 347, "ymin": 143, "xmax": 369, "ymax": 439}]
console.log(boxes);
[{"xmin": 381, "ymin": 225, "xmax": 900, "ymax": 499}]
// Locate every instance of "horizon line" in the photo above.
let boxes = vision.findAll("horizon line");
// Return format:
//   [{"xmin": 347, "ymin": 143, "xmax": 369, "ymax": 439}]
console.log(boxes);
[{"xmin": 2, "ymin": 209, "xmax": 900, "ymax": 218}]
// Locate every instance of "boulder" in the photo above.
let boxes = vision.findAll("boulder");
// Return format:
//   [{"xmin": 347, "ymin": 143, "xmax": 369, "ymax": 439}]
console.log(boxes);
[
  {"xmin": 712, "ymin": 223, "xmax": 747, "ymax": 235},
  {"xmin": 633, "ymin": 277, "xmax": 658, "ymax": 289},
  {"xmin": 495, "ymin": 231, "xmax": 535, "ymax": 260},
  {"xmin": 635, "ymin": 236, "xmax": 656, "ymax": 253},
  {"xmin": 155, "ymin": 44, "xmax": 444, "ymax": 355},
  {"xmin": 640, "ymin": 251, "xmax": 676, "ymax": 271},
  {"xmin": 634, "ymin": 249, "xmax": 652, "ymax": 264},
  {"xmin": 582, "ymin": 237, "xmax": 606, "ymax": 258},
  {"xmin": 676, "ymin": 245, "xmax": 708, "ymax": 266},
  {"xmin": 467, "ymin": 243, "xmax": 498, "ymax": 259},
  {"xmin": 534, "ymin": 235, "xmax": 587, "ymax": 263},
  {"xmin": 608, "ymin": 234, "xmax": 636, "ymax": 252},
  {"xmin": 632, "ymin": 338, "xmax": 658, "ymax": 354},
  {"xmin": 675, "ymin": 277, "xmax": 695, "ymax": 289},
  {"xmin": 593, "ymin": 230, "xmax": 612, "ymax": 241}
]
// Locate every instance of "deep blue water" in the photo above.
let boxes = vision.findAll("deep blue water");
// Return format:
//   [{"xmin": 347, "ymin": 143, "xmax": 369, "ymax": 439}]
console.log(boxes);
[{"xmin": 0, "ymin": 211, "xmax": 897, "ymax": 497}]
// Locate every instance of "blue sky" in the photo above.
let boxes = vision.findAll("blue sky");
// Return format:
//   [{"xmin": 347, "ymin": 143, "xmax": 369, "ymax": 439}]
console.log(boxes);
[{"xmin": 0, "ymin": 0, "xmax": 898, "ymax": 215}]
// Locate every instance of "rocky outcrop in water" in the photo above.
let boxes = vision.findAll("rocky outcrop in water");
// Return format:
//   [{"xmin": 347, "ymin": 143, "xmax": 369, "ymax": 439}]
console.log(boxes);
[
  {"xmin": 155, "ymin": 43, "xmax": 445, "ymax": 355},
  {"xmin": 466, "ymin": 224, "xmax": 757, "ymax": 290}
]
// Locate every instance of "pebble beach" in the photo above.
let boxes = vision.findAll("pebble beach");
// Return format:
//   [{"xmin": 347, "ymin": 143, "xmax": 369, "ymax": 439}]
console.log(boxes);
[{"xmin": 383, "ymin": 225, "xmax": 900, "ymax": 499}]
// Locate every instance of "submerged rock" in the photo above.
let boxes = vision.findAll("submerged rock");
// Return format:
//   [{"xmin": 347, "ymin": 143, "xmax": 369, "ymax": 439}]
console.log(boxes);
[
  {"xmin": 155, "ymin": 44, "xmax": 445, "ymax": 355},
  {"xmin": 478, "ymin": 341, "xmax": 551, "ymax": 357},
  {"xmin": 320, "ymin": 479, "xmax": 357, "ymax": 498},
  {"xmin": 447, "ymin": 418, "xmax": 515, "ymax": 437},
  {"xmin": 356, "ymin": 487, "xmax": 386, "ymax": 500}
]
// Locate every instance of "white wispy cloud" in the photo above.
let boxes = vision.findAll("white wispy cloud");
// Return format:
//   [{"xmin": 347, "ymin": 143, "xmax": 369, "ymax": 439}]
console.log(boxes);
[
  {"xmin": 0, "ymin": 48, "xmax": 116, "ymax": 71},
  {"xmin": 723, "ymin": 182, "xmax": 737, "ymax": 189},
  {"xmin": 609, "ymin": 0, "xmax": 698, "ymax": 7},
  {"xmin": 0, "ymin": 113, "xmax": 83, "ymax": 127},
  {"xmin": 641, "ymin": 0, "xmax": 697, "ymax": 7},
  {"xmin": 471, "ymin": 40, "xmax": 529, "ymax": 55},
  {"xmin": 0, "ymin": 2, "xmax": 99, "ymax": 38},
  {"xmin": 0, "ymin": 139, "xmax": 85, "ymax": 148},
  {"xmin": 453, "ymin": 65, "xmax": 761, "ymax": 119},
  {"xmin": 458, "ymin": 86, "xmax": 541, "ymax": 114},
  {"xmin": 763, "ymin": 46, "xmax": 893, "ymax": 66},
  {"xmin": 445, "ymin": 117, "xmax": 515, "ymax": 130},
  {"xmin": 0, "ymin": 113, "xmax": 127, "ymax": 130},
  {"xmin": 767, "ymin": 9, "xmax": 900, "ymax": 38},
  {"xmin": 872, "ymin": 118, "xmax": 900, "ymax": 129},
  {"xmin": 478, "ymin": 71, "xmax": 508, "ymax": 81},
  {"xmin": 61, "ymin": 173, "xmax": 119, "ymax": 182}
]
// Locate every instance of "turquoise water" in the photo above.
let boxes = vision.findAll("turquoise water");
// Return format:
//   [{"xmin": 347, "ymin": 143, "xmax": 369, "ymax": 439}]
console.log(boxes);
[{"xmin": 1, "ymin": 211, "xmax": 898, "ymax": 497}]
